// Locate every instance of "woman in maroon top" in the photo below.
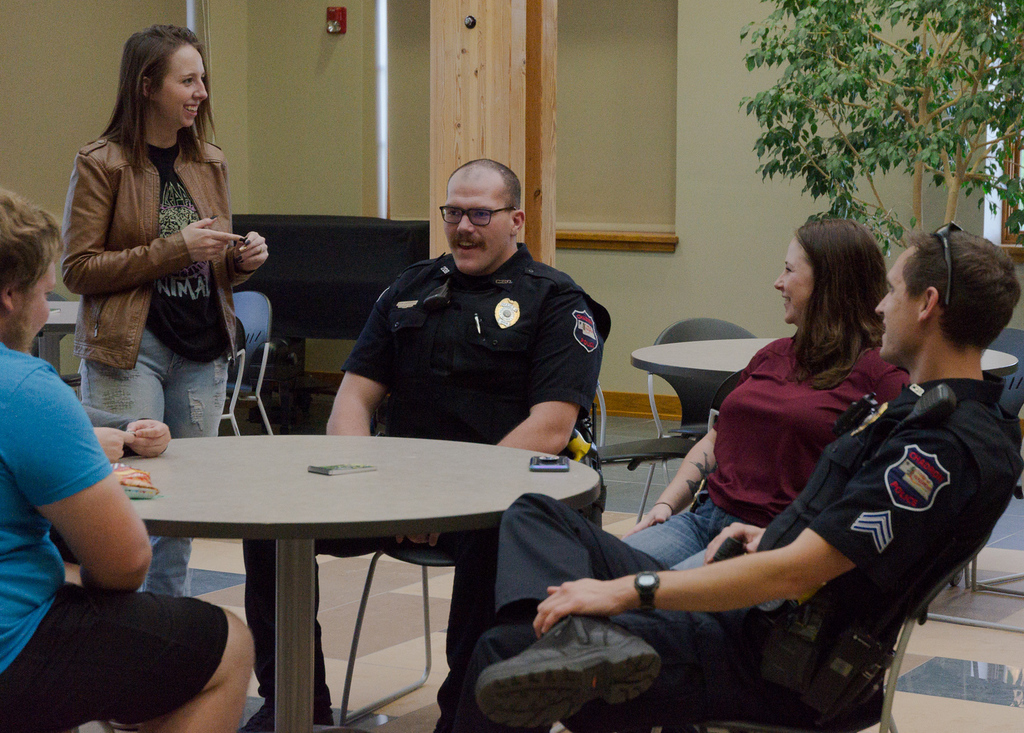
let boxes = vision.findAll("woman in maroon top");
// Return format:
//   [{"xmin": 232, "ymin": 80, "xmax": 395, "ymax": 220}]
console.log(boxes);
[{"xmin": 623, "ymin": 219, "xmax": 908, "ymax": 568}]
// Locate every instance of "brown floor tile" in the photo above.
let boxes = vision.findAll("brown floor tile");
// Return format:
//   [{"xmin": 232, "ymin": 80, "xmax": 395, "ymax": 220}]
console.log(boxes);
[
  {"xmin": 897, "ymin": 651, "xmax": 933, "ymax": 676},
  {"xmin": 199, "ymin": 582, "xmax": 245, "ymax": 608},
  {"xmin": 929, "ymin": 583, "xmax": 1024, "ymax": 623},
  {"xmin": 318, "ymin": 591, "xmax": 451, "ymax": 661},
  {"xmin": 373, "ymin": 702, "xmax": 441, "ymax": 732}
]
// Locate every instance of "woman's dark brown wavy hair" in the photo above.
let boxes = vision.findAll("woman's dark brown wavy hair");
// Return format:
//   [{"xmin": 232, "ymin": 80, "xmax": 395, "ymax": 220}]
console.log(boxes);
[
  {"xmin": 101, "ymin": 25, "xmax": 214, "ymax": 169},
  {"xmin": 792, "ymin": 219, "xmax": 887, "ymax": 389}
]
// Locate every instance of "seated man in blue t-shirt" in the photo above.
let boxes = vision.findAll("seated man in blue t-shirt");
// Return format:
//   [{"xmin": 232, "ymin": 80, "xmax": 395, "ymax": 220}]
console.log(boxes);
[{"xmin": 0, "ymin": 188, "xmax": 253, "ymax": 733}]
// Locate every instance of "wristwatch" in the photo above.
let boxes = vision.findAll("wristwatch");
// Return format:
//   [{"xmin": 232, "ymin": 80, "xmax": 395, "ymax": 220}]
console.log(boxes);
[{"xmin": 634, "ymin": 571, "xmax": 660, "ymax": 611}]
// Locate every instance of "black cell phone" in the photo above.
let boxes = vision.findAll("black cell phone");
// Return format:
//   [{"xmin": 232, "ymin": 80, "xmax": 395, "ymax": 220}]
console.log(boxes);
[
  {"xmin": 710, "ymin": 536, "xmax": 746, "ymax": 563},
  {"xmin": 529, "ymin": 455, "xmax": 570, "ymax": 472}
]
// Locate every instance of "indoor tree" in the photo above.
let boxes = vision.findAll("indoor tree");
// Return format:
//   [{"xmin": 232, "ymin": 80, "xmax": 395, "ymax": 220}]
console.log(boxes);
[{"xmin": 742, "ymin": 0, "xmax": 1024, "ymax": 250}]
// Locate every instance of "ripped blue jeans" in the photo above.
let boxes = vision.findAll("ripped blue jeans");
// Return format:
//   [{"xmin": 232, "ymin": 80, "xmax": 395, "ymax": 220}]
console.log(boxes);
[{"xmin": 80, "ymin": 328, "xmax": 228, "ymax": 597}]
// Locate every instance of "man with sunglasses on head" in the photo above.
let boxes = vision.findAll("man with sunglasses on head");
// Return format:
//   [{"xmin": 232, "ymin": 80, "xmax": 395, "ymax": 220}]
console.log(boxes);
[
  {"xmin": 452, "ymin": 224, "xmax": 1022, "ymax": 733},
  {"xmin": 239, "ymin": 159, "xmax": 605, "ymax": 732}
]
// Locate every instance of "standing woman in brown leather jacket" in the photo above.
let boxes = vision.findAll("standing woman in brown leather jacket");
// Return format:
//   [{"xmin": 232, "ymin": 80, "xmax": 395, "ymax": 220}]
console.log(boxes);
[{"xmin": 61, "ymin": 24, "xmax": 268, "ymax": 597}]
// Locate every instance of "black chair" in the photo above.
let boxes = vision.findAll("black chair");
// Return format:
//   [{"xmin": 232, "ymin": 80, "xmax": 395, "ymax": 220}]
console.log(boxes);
[
  {"xmin": 651, "ymin": 319, "xmax": 756, "ymax": 437},
  {"xmin": 599, "ymin": 318, "xmax": 754, "ymax": 522},
  {"xmin": 693, "ymin": 532, "xmax": 994, "ymax": 733}
]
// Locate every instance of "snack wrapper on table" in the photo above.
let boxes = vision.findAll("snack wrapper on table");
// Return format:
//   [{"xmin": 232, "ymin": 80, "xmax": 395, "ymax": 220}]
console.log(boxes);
[{"xmin": 111, "ymin": 463, "xmax": 159, "ymax": 499}]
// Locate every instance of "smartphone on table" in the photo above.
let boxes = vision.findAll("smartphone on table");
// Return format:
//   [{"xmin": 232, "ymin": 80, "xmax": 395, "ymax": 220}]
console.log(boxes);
[{"xmin": 529, "ymin": 455, "xmax": 570, "ymax": 472}]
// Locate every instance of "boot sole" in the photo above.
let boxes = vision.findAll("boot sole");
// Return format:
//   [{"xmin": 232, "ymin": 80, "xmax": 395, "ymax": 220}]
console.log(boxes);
[{"xmin": 475, "ymin": 637, "xmax": 661, "ymax": 728}]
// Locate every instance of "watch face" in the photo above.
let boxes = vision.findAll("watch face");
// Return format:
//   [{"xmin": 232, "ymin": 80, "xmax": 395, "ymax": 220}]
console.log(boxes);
[{"xmin": 635, "ymin": 572, "xmax": 659, "ymax": 610}]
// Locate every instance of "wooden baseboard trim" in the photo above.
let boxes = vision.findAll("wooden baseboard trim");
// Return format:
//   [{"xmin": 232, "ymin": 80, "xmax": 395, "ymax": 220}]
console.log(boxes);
[
  {"xmin": 556, "ymin": 230, "xmax": 678, "ymax": 253},
  {"xmin": 307, "ymin": 370, "xmax": 344, "ymax": 388},
  {"xmin": 598, "ymin": 390, "xmax": 680, "ymax": 420}
]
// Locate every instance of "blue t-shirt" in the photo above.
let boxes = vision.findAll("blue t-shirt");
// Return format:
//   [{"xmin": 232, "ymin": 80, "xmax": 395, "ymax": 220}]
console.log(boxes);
[{"xmin": 0, "ymin": 344, "xmax": 111, "ymax": 673}]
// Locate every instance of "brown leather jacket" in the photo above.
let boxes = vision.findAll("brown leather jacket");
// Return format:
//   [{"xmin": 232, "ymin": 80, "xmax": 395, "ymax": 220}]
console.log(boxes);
[{"xmin": 62, "ymin": 139, "xmax": 249, "ymax": 369}]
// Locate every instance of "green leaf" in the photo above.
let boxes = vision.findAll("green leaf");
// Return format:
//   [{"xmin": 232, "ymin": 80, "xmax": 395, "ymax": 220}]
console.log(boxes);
[{"xmin": 741, "ymin": 0, "xmax": 1024, "ymax": 247}]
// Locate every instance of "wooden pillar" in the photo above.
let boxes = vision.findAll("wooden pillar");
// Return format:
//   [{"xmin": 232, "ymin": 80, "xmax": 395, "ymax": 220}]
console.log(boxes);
[
  {"xmin": 524, "ymin": 0, "xmax": 556, "ymax": 266},
  {"xmin": 429, "ymin": 0, "xmax": 556, "ymax": 265}
]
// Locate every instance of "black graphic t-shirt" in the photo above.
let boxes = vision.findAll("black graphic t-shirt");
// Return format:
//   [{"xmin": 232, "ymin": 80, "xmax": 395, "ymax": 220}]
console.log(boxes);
[{"xmin": 145, "ymin": 144, "xmax": 227, "ymax": 362}]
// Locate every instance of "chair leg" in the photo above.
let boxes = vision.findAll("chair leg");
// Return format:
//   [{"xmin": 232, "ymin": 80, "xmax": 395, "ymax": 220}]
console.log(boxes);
[
  {"xmin": 636, "ymin": 463, "xmax": 658, "ymax": 524},
  {"xmin": 596, "ymin": 382, "xmax": 607, "ymax": 447},
  {"xmin": 341, "ymin": 551, "xmax": 382, "ymax": 722},
  {"xmin": 975, "ymin": 566, "xmax": 1024, "ymax": 597},
  {"xmin": 928, "ymin": 550, "xmax": 1024, "ymax": 633},
  {"xmin": 340, "ymin": 553, "xmax": 433, "ymax": 724},
  {"xmin": 968, "ymin": 545, "xmax": 1024, "ymax": 595},
  {"xmin": 255, "ymin": 394, "xmax": 274, "ymax": 435}
]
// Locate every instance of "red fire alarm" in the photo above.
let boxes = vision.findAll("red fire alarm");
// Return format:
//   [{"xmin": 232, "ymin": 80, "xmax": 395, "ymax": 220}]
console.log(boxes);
[{"xmin": 326, "ymin": 7, "xmax": 346, "ymax": 34}]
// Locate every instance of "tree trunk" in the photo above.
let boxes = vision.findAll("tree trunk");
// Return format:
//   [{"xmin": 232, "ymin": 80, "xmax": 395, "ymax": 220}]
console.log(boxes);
[
  {"xmin": 945, "ymin": 174, "xmax": 962, "ymax": 226},
  {"xmin": 913, "ymin": 160, "xmax": 924, "ymax": 229}
]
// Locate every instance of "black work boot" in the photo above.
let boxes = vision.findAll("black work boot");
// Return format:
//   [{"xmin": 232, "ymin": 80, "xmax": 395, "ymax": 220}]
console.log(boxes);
[{"xmin": 475, "ymin": 615, "xmax": 661, "ymax": 728}]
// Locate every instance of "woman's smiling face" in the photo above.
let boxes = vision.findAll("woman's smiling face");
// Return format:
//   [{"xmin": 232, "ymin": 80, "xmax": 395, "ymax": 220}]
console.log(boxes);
[
  {"xmin": 774, "ymin": 238, "xmax": 815, "ymax": 328},
  {"xmin": 144, "ymin": 44, "xmax": 207, "ymax": 146}
]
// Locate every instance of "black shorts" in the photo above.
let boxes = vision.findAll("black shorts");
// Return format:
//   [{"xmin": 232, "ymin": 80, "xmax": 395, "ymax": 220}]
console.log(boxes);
[{"xmin": 0, "ymin": 583, "xmax": 228, "ymax": 733}]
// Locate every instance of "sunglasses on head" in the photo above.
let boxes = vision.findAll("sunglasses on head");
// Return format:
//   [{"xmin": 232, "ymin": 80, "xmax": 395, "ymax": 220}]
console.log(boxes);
[{"xmin": 933, "ymin": 222, "xmax": 962, "ymax": 306}]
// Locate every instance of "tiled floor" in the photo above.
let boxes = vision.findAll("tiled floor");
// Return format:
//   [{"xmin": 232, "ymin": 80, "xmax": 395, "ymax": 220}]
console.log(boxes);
[{"xmin": 84, "ymin": 411, "xmax": 1024, "ymax": 732}]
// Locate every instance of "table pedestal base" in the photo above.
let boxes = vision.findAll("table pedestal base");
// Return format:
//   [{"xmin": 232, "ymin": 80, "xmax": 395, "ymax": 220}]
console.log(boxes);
[
  {"xmin": 276, "ymin": 538, "xmax": 316, "ymax": 731},
  {"xmin": 275, "ymin": 538, "xmax": 370, "ymax": 731}
]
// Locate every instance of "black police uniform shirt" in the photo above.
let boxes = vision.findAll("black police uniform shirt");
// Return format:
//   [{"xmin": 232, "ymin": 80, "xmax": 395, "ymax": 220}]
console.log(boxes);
[
  {"xmin": 342, "ymin": 245, "xmax": 603, "ymax": 445},
  {"xmin": 689, "ymin": 376, "xmax": 1021, "ymax": 724},
  {"xmin": 762, "ymin": 375, "xmax": 1022, "ymax": 639}
]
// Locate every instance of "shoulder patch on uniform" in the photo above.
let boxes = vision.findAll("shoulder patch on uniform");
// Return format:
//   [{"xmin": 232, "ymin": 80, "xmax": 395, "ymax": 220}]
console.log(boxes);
[
  {"xmin": 884, "ymin": 444, "xmax": 950, "ymax": 512},
  {"xmin": 573, "ymin": 310, "xmax": 598, "ymax": 352},
  {"xmin": 851, "ymin": 510, "xmax": 893, "ymax": 553}
]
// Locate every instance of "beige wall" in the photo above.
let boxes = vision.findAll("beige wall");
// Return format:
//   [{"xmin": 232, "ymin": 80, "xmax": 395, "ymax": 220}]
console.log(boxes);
[
  {"xmin": 0, "ymin": 1, "xmax": 185, "ymax": 221},
  {"xmin": 385, "ymin": 0, "xmax": 678, "ymax": 231},
  {"xmin": 228, "ymin": 0, "xmax": 372, "ymax": 215},
  {"xmin": 200, "ymin": 0, "xmax": 252, "ymax": 211},
  {"xmin": 562, "ymin": 0, "xmax": 1003, "ymax": 393},
  {"xmin": 5, "ymin": 0, "xmax": 1021, "ymax": 385},
  {"xmin": 387, "ymin": 0, "xmax": 431, "ymax": 219},
  {"xmin": 557, "ymin": 0, "xmax": 677, "ymax": 231},
  {"xmin": 1, "ymin": 1, "xmax": 186, "ymax": 368}
]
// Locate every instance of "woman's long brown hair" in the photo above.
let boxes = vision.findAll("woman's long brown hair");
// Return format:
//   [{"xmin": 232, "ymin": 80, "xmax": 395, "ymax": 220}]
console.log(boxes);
[
  {"xmin": 792, "ymin": 219, "xmax": 887, "ymax": 389},
  {"xmin": 101, "ymin": 25, "xmax": 214, "ymax": 169}
]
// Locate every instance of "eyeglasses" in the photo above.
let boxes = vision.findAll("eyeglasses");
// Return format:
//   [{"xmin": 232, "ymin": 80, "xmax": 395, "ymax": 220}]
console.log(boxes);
[
  {"xmin": 439, "ymin": 206, "xmax": 515, "ymax": 226},
  {"xmin": 933, "ymin": 222, "xmax": 962, "ymax": 306}
]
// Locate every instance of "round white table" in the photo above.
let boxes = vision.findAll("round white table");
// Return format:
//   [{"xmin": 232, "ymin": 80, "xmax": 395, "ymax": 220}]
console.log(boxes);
[
  {"xmin": 127, "ymin": 435, "xmax": 600, "ymax": 732},
  {"xmin": 632, "ymin": 337, "xmax": 1019, "ymax": 378}
]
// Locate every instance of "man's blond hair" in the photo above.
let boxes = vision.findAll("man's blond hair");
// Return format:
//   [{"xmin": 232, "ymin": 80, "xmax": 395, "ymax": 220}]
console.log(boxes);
[{"xmin": 0, "ymin": 188, "xmax": 61, "ymax": 294}]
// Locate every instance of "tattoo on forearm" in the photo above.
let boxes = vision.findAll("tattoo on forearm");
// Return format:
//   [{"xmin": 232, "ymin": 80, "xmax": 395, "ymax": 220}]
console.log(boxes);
[{"xmin": 684, "ymin": 451, "xmax": 717, "ymax": 495}]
